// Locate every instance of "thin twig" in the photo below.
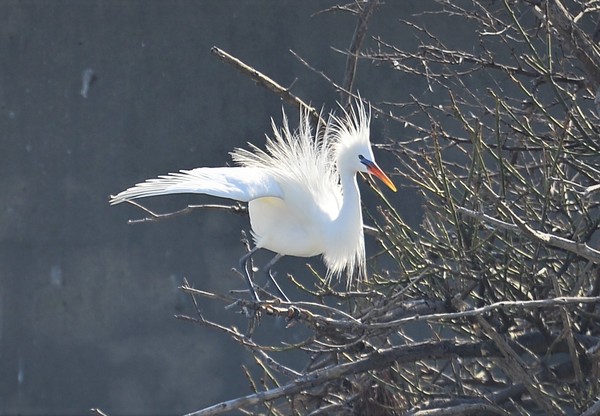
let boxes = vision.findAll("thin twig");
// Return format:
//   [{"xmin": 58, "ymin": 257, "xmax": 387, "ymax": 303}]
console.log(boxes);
[
  {"xmin": 124, "ymin": 200, "xmax": 247, "ymax": 224},
  {"xmin": 210, "ymin": 46, "xmax": 323, "ymax": 125},
  {"xmin": 290, "ymin": 49, "xmax": 352, "ymax": 98},
  {"xmin": 367, "ymin": 296, "xmax": 600, "ymax": 329}
]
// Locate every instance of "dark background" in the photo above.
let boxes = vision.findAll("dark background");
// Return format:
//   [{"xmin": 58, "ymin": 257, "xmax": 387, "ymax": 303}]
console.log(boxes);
[{"xmin": 0, "ymin": 1, "xmax": 440, "ymax": 414}]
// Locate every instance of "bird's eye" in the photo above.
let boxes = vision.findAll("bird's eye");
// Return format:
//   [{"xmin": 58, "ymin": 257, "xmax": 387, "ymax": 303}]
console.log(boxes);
[{"xmin": 358, "ymin": 154, "xmax": 365, "ymax": 161}]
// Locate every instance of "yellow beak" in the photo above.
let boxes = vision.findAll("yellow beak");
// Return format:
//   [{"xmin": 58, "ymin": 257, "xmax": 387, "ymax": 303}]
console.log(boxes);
[{"xmin": 367, "ymin": 163, "xmax": 397, "ymax": 192}]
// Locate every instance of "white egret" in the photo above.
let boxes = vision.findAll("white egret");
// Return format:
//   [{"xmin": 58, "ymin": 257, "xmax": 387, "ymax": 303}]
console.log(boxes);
[{"xmin": 110, "ymin": 101, "xmax": 396, "ymax": 300}]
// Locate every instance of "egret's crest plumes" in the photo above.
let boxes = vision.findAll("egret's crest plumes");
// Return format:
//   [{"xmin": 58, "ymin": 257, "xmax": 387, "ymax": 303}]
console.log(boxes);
[
  {"xmin": 330, "ymin": 101, "xmax": 372, "ymax": 160},
  {"xmin": 110, "ymin": 99, "xmax": 395, "ymax": 298}
]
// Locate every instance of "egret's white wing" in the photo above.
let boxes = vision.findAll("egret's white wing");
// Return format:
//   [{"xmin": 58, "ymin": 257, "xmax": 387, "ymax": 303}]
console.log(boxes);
[{"xmin": 109, "ymin": 167, "xmax": 282, "ymax": 205}]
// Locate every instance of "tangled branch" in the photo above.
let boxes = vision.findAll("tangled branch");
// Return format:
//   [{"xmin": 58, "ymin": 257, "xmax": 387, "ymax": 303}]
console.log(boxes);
[{"xmin": 118, "ymin": 1, "xmax": 600, "ymax": 414}]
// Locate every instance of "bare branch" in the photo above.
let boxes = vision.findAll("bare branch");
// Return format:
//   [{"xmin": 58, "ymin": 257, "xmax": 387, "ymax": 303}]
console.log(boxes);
[
  {"xmin": 340, "ymin": 0, "xmax": 379, "ymax": 107},
  {"xmin": 124, "ymin": 199, "xmax": 247, "ymax": 224},
  {"xmin": 452, "ymin": 296, "xmax": 564, "ymax": 415},
  {"xmin": 183, "ymin": 340, "xmax": 489, "ymax": 416},
  {"xmin": 456, "ymin": 205, "xmax": 600, "ymax": 264},
  {"xmin": 408, "ymin": 402, "xmax": 510, "ymax": 416},
  {"xmin": 210, "ymin": 46, "xmax": 323, "ymax": 124},
  {"xmin": 540, "ymin": 0, "xmax": 600, "ymax": 89},
  {"xmin": 581, "ymin": 398, "xmax": 600, "ymax": 416},
  {"xmin": 167, "ymin": 2, "xmax": 600, "ymax": 413}
]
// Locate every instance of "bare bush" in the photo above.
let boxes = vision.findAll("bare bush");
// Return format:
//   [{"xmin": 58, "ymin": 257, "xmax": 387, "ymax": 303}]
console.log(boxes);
[{"xmin": 148, "ymin": 1, "xmax": 600, "ymax": 415}]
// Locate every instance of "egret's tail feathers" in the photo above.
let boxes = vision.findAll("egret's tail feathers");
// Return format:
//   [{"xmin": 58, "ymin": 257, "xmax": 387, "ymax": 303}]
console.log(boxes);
[{"xmin": 109, "ymin": 167, "xmax": 282, "ymax": 205}]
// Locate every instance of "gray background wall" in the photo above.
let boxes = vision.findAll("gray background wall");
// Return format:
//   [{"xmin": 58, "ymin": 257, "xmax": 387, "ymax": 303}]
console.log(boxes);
[{"xmin": 0, "ymin": 1, "xmax": 431, "ymax": 414}]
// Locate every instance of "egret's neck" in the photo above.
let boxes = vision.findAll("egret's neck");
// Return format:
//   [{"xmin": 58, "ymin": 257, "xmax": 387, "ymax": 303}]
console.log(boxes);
[
  {"xmin": 335, "ymin": 168, "xmax": 362, "ymax": 231},
  {"xmin": 322, "ymin": 157, "xmax": 366, "ymax": 281}
]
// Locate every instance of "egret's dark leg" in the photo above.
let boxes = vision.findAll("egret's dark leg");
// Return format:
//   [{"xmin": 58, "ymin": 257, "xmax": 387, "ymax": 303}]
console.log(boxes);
[
  {"xmin": 263, "ymin": 254, "xmax": 289, "ymax": 302},
  {"xmin": 238, "ymin": 246, "xmax": 261, "ymax": 301}
]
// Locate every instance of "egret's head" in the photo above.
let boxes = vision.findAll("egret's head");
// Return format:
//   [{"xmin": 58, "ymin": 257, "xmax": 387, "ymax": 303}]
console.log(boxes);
[
  {"xmin": 332, "ymin": 101, "xmax": 396, "ymax": 192},
  {"xmin": 358, "ymin": 153, "xmax": 396, "ymax": 192}
]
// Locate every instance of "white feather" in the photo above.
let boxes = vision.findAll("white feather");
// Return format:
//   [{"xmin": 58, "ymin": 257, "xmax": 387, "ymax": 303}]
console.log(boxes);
[{"xmin": 110, "ymin": 100, "xmax": 394, "ymax": 287}]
